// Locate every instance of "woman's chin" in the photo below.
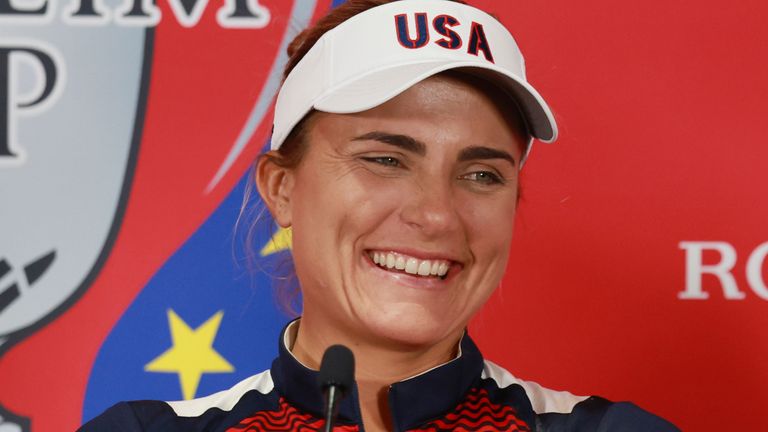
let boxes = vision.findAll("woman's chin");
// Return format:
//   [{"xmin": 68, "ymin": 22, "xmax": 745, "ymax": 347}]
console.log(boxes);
[{"xmin": 356, "ymin": 304, "xmax": 462, "ymax": 349}]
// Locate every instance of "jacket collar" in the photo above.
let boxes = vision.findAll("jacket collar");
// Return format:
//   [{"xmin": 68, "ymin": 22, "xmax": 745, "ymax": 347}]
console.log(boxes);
[{"xmin": 270, "ymin": 319, "xmax": 485, "ymax": 431}]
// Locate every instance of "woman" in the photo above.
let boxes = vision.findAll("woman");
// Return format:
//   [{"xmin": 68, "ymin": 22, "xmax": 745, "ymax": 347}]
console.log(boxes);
[{"xmin": 82, "ymin": 0, "xmax": 679, "ymax": 430}]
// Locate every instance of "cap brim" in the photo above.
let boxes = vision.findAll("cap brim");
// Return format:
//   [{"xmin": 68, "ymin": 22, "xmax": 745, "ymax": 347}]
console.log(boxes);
[{"xmin": 314, "ymin": 60, "xmax": 557, "ymax": 143}]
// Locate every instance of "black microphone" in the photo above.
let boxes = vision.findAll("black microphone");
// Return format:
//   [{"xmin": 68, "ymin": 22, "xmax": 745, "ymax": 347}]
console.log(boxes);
[{"xmin": 318, "ymin": 344, "xmax": 355, "ymax": 432}]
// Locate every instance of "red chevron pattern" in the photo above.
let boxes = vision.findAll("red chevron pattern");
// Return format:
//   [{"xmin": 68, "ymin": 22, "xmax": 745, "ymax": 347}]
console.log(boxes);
[
  {"xmin": 409, "ymin": 388, "xmax": 531, "ymax": 432},
  {"xmin": 227, "ymin": 397, "xmax": 360, "ymax": 432}
]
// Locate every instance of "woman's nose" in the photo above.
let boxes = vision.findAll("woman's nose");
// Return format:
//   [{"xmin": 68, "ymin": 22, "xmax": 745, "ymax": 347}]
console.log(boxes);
[{"xmin": 398, "ymin": 180, "xmax": 461, "ymax": 237}]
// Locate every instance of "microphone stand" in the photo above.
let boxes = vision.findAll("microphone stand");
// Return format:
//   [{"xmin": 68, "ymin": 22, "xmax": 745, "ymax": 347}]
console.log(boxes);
[{"xmin": 323, "ymin": 384, "xmax": 340, "ymax": 432}]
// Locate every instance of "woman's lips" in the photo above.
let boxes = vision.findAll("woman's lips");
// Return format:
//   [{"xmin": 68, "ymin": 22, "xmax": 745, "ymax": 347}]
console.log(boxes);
[{"xmin": 366, "ymin": 250, "xmax": 454, "ymax": 279}]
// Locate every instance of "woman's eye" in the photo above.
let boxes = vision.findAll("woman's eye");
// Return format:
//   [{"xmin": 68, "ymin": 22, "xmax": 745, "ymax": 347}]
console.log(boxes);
[
  {"xmin": 462, "ymin": 171, "xmax": 505, "ymax": 185},
  {"xmin": 362, "ymin": 156, "xmax": 401, "ymax": 167}
]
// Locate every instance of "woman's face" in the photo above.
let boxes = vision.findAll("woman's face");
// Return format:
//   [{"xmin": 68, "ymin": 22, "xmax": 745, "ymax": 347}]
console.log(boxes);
[{"xmin": 275, "ymin": 74, "xmax": 526, "ymax": 348}]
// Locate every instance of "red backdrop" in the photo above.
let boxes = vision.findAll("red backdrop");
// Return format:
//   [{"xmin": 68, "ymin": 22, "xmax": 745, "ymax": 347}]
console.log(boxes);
[
  {"xmin": 0, "ymin": 1, "xmax": 765, "ymax": 431},
  {"xmin": 471, "ymin": 1, "xmax": 768, "ymax": 429}
]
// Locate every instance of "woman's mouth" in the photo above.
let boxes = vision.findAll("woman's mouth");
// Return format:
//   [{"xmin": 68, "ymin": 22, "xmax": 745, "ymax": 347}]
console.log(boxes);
[{"xmin": 367, "ymin": 251, "xmax": 451, "ymax": 279}]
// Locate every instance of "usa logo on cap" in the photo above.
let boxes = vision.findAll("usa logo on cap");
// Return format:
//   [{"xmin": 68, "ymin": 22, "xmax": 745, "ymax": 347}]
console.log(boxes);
[{"xmin": 394, "ymin": 12, "xmax": 495, "ymax": 62}]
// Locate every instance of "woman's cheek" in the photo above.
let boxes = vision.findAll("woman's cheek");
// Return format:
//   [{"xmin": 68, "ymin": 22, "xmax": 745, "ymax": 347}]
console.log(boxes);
[{"xmin": 347, "ymin": 173, "xmax": 411, "ymax": 214}]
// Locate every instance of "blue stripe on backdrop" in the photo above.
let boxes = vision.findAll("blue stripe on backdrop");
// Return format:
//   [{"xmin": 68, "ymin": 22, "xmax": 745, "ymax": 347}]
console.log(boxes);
[{"xmin": 82, "ymin": 170, "xmax": 292, "ymax": 423}]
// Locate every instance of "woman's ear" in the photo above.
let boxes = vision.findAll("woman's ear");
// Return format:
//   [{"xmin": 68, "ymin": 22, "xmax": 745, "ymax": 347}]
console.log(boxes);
[{"xmin": 255, "ymin": 153, "xmax": 295, "ymax": 227}]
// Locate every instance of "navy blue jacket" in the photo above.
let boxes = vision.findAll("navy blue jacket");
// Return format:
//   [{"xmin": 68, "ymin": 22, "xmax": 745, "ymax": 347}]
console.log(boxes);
[{"xmin": 81, "ymin": 321, "xmax": 679, "ymax": 431}]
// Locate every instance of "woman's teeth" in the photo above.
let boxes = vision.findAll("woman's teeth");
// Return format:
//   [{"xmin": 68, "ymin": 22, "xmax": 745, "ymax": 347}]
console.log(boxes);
[{"xmin": 370, "ymin": 251, "xmax": 450, "ymax": 278}]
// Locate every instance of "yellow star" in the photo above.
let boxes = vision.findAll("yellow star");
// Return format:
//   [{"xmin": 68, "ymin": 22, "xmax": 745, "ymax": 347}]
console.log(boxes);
[
  {"xmin": 145, "ymin": 309, "xmax": 234, "ymax": 400},
  {"xmin": 260, "ymin": 226, "xmax": 292, "ymax": 256}
]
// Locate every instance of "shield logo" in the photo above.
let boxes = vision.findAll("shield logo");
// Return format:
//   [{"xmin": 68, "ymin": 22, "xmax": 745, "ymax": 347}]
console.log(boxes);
[
  {"xmin": 0, "ymin": 22, "xmax": 149, "ymax": 432},
  {"xmin": 0, "ymin": 28, "xmax": 146, "ymax": 350}
]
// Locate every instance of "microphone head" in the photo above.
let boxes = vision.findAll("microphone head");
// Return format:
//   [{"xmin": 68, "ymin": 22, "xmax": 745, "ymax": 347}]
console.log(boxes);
[{"xmin": 318, "ymin": 344, "xmax": 355, "ymax": 396}]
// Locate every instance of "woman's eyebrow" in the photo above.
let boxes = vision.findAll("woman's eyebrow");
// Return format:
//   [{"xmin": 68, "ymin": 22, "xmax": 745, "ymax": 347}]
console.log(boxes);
[
  {"xmin": 458, "ymin": 146, "xmax": 516, "ymax": 167},
  {"xmin": 352, "ymin": 131, "xmax": 426, "ymax": 156}
]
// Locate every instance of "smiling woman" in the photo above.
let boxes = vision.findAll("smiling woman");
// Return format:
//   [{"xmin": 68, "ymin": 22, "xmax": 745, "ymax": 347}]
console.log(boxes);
[
  {"xmin": 267, "ymin": 74, "xmax": 527, "ymax": 359},
  {"xmin": 80, "ymin": 1, "xmax": 680, "ymax": 431}
]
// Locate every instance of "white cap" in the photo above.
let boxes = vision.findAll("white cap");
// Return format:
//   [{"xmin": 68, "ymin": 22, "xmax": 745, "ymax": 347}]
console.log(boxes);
[{"xmin": 272, "ymin": 0, "xmax": 557, "ymax": 157}]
